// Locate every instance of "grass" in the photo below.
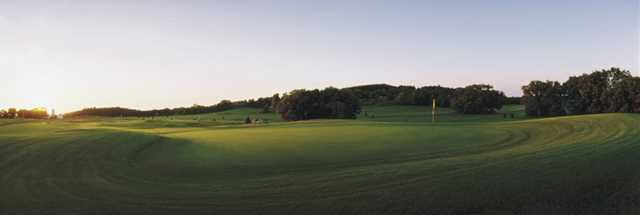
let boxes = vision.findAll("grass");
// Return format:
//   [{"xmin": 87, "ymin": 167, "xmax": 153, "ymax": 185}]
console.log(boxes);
[
  {"xmin": 0, "ymin": 106, "xmax": 639, "ymax": 214},
  {"xmin": 359, "ymin": 105, "xmax": 527, "ymax": 123}
]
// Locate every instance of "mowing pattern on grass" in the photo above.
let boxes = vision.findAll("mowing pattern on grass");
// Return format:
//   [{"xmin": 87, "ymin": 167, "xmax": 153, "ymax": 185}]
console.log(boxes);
[{"xmin": 0, "ymin": 110, "xmax": 639, "ymax": 214}]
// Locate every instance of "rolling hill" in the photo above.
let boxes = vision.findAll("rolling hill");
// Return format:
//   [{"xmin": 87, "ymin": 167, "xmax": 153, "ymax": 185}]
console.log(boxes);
[{"xmin": 0, "ymin": 106, "xmax": 638, "ymax": 214}]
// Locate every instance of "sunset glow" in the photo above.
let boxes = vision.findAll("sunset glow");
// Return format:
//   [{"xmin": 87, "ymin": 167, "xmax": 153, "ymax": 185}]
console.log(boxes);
[{"xmin": 1, "ymin": 1, "xmax": 637, "ymax": 113}]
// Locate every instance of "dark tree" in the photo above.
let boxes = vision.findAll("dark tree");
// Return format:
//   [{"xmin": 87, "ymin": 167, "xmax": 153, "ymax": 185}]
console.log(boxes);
[
  {"xmin": 414, "ymin": 86, "xmax": 455, "ymax": 107},
  {"xmin": 563, "ymin": 68, "xmax": 632, "ymax": 114},
  {"xmin": 521, "ymin": 67, "xmax": 638, "ymax": 117},
  {"xmin": 7, "ymin": 108, "xmax": 16, "ymax": 119},
  {"xmin": 522, "ymin": 81, "xmax": 564, "ymax": 117},
  {"xmin": 277, "ymin": 87, "xmax": 361, "ymax": 121},
  {"xmin": 393, "ymin": 86, "xmax": 416, "ymax": 105},
  {"xmin": 450, "ymin": 84, "xmax": 506, "ymax": 114},
  {"xmin": 625, "ymin": 77, "xmax": 640, "ymax": 112},
  {"xmin": 268, "ymin": 94, "xmax": 281, "ymax": 112},
  {"xmin": 504, "ymin": 97, "xmax": 522, "ymax": 105}
]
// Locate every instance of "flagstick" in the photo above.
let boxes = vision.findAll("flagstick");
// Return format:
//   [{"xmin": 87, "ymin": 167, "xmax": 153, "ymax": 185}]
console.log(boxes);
[{"xmin": 432, "ymin": 98, "xmax": 437, "ymax": 123}]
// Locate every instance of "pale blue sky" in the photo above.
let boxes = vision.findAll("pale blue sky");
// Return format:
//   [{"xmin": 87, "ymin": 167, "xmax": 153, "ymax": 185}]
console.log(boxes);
[{"xmin": 1, "ymin": 0, "xmax": 638, "ymax": 113}]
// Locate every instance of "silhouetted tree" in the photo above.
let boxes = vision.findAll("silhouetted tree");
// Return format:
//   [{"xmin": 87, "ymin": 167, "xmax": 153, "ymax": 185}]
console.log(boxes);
[
  {"xmin": 7, "ymin": 108, "xmax": 16, "ymax": 119},
  {"xmin": 522, "ymin": 81, "xmax": 564, "ymax": 117},
  {"xmin": 277, "ymin": 87, "xmax": 361, "ymax": 121},
  {"xmin": 450, "ymin": 84, "xmax": 506, "ymax": 114},
  {"xmin": 414, "ymin": 86, "xmax": 455, "ymax": 107},
  {"xmin": 564, "ymin": 67, "xmax": 632, "ymax": 114},
  {"xmin": 504, "ymin": 97, "xmax": 522, "ymax": 105},
  {"xmin": 522, "ymin": 67, "xmax": 638, "ymax": 117},
  {"xmin": 270, "ymin": 93, "xmax": 281, "ymax": 111},
  {"xmin": 10, "ymin": 108, "xmax": 49, "ymax": 119}
]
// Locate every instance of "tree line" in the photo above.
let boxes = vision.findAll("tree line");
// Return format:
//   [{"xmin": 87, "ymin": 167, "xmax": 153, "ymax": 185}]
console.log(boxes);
[
  {"xmin": 8, "ymin": 68, "xmax": 634, "ymax": 121},
  {"xmin": 347, "ymin": 84, "xmax": 508, "ymax": 114},
  {"xmin": 275, "ymin": 84, "xmax": 507, "ymax": 119},
  {"xmin": 0, "ymin": 108, "xmax": 49, "ymax": 119},
  {"xmin": 346, "ymin": 84, "xmax": 457, "ymax": 107},
  {"xmin": 522, "ymin": 67, "xmax": 640, "ymax": 117},
  {"xmin": 61, "ymin": 83, "xmax": 509, "ymax": 121},
  {"xmin": 275, "ymin": 87, "xmax": 361, "ymax": 121},
  {"xmin": 62, "ymin": 97, "xmax": 274, "ymax": 118}
]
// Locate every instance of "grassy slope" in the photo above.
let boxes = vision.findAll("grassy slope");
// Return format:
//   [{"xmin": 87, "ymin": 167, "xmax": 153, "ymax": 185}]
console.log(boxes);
[{"xmin": 0, "ymin": 106, "xmax": 639, "ymax": 214}]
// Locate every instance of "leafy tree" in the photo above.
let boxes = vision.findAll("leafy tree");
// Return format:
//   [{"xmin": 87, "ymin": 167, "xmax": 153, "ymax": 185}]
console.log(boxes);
[
  {"xmin": 393, "ymin": 86, "xmax": 416, "ymax": 105},
  {"xmin": 632, "ymin": 78, "xmax": 640, "ymax": 112},
  {"xmin": 345, "ymin": 84, "xmax": 396, "ymax": 105},
  {"xmin": 7, "ymin": 108, "xmax": 16, "ymax": 119},
  {"xmin": 563, "ymin": 67, "xmax": 634, "ymax": 115},
  {"xmin": 522, "ymin": 67, "xmax": 638, "ymax": 117},
  {"xmin": 504, "ymin": 97, "xmax": 522, "ymax": 105},
  {"xmin": 414, "ymin": 86, "xmax": 455, "ymax": 107},
  {"xmin": 450, "ymin": 84, "xmax": 506, "ymax": 114},
  {"xmin": 522, "ymin": 81, "xmax": 564, "ymax": 116},
  {"xmin": 268, "ymin": 94, "xmax": 281, "ymax": 112},
  {"xmin": 394, "ymin": 91, "xmax": 415, "ymax": 105},
  {"xmin": 277, "ymin": 88, "xmax": 360, "ymax": 121}
]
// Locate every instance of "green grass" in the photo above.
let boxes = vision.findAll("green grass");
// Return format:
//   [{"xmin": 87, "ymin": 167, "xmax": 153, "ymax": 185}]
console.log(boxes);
[
  {"xmin": 170, "ymin": 107, "xmax": 282, "ymax": 122},
  {"xmin": 359, "ymin": 104, "xmax": 527, "ymax": 123},
  {"xmin": 1, "ymin": 106, "xmax": 639, "ymax": 214}
]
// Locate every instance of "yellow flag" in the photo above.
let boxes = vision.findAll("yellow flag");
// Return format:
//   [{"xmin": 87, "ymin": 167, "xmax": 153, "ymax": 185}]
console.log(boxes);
[
  {"xmin": 432, "ymin": 98, "xmax": 436, "ymax": 110},
  {"xmin": 432, "ymin": 98, "xmax": 437, "ymax": 123}
]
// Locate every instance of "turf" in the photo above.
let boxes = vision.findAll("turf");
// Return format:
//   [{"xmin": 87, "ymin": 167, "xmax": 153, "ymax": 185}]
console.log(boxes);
[{"xmin": 0, "ymin": 106, "xmax": 639, "ymax": 215}]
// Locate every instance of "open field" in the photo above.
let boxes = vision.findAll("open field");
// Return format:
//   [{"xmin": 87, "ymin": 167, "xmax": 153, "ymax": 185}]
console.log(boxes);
[{"xmin": 0, "ymin": 106, "xmax": 639, "ymax": 214}]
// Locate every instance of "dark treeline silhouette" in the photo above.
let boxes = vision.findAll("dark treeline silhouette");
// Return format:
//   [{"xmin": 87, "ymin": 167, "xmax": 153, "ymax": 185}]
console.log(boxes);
[
  {"xmin": 504, "ymin": 97, "xmax": 522, "ymax": 105},
  {"xmin": 64, "ymin": 82, "xmax": 510, "ymax": 120},
  {"xmin": 13, "ymin": 68, "xmax": 636, "ymax": 121},
  {"xmin": 522, "ymin": 67, "xmax": 640, "ymax": 117},
  {"xmin": 345, "ymin": 84, "xmax": 457, "ymax": 107},
  {"xmin": 0, "ymin": 108, "xmax": 49, "ymax": 119},
  {"xmin": 348, "ymin": 83, "xmax": 507, "ymax": 114},
  {"xmin": 63, "ymin": 97, "xmax": 275, "ymax": 118},
  {"xmin": 276, "ymin": 87, "xmax": 361, "ymax": 121}
]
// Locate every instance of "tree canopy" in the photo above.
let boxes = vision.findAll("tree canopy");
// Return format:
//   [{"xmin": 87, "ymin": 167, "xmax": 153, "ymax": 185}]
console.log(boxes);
[
  {"xmin": 450, "ymin": 84, "xmax": 506, "ymax": 114},
  {"xmin": 63, "ymin": 96, "xmax": 275, "ymax": 118},
  {"xmin": 0, "ymin": 108, "xmax": 49, "ymax": 119},
  {"xmin": 276, "ymin": 87, "xmax": 361, "ymax": 121},
  {"xmin": 346, "ymin": 84, "xmax": 457, "ymax": 107},
  {"xmin": 522, "ymin": 81, "xmax": 564, "ymax": 117},
  {"xmin": 522, "ymin": 68, "xmax": 639, "ymax": 117}
]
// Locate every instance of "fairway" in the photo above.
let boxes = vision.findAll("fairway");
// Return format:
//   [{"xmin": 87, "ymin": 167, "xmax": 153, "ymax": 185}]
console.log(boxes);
[{"xmin": 0, "ymin": 107, "xmax": 639, "ymax": 214}]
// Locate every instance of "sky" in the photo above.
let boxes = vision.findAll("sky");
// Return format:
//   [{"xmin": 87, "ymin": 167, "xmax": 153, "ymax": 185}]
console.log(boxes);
[{"xmin": 0, "ymin": 0, "xmax": 638, "ymax": 113}]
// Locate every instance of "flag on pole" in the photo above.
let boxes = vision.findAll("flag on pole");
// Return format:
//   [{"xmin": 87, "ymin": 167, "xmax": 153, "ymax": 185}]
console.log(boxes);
[{"xmin": 432, "ymin": 98, "xmax": 437, "ymax": 123}]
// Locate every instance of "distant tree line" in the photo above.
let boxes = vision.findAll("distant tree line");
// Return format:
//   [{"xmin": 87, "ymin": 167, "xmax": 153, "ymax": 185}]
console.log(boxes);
[
  {"xmin": 504, "ymin": 97, "xmax": 522, "ymax": 105},
  {"xmin": 347, "ymin": 83, "xmax": 507, "ymax": 114},
  {"xmin": 0, "ymin": 108, "xmax": 49, "ymax": 119},
  {"xmin": 522, "ymin": 67, "xmax": 640, "ymax": 117},
  {"xmin": 14, "ymin": 68, "xmax": 635, "ymax": 121},
  {"xmin": 63, "ymin": 83, "xmax": 510, "ymax": 120},
  {"xmin": 346, "ymin": 84, "xmax": 457, "ymax": 107},
  {"xmin": 63, "ymin": 97, "xmax": 275, "ymax": 118},
  {"xmin": 276, "ymin": 87, "xmax": 360, "ymax": 121}
]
